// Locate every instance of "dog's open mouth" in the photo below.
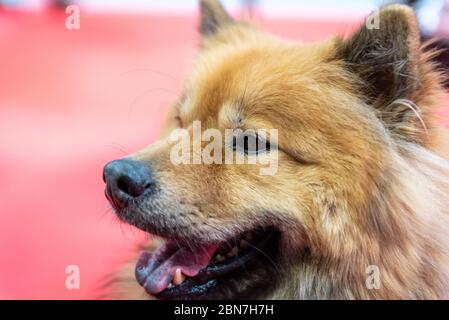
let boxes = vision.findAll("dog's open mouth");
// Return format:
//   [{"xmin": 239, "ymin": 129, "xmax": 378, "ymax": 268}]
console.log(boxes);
[{"xmin": 135, "ymin": 227, "xmax": 280, "ymax": 299}]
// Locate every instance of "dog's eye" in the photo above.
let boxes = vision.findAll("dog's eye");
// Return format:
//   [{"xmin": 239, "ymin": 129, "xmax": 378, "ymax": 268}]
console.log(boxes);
[{"xmin": 233, "ymin": 134, "xmax": 270, "ymax": 155}]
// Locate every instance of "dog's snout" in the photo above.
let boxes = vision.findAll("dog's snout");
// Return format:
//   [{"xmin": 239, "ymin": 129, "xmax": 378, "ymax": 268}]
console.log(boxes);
[{"xmin": 103, "ymin": 159, "xmax": 154, "ymax": 209}]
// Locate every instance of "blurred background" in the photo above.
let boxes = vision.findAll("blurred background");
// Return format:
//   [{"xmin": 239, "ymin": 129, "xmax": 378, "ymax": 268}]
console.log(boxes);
[{"xmin": 0, "ymin": 0, "xmax": 448, "ymax": 299}]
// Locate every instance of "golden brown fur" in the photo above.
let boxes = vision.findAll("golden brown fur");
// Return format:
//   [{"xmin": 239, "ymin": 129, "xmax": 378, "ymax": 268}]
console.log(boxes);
[{"xmin": 106, "ymin": 1, "xmax": 449, "ymax": 299}]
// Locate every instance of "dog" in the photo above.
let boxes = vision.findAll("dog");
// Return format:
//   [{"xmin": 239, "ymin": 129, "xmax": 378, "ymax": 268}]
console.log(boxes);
[{"xmin": 103, "ymin": 0, "xmax": 449, "ymax": 299}]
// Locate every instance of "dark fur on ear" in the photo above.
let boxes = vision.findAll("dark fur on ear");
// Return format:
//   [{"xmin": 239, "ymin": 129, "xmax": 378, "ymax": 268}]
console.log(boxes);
[
  {"xmin": 337, "ymin": 5, "xmax": 441, "ymax": 143},
  {"xmin": 200, "ymin": 0, "xmax": 233, "ymax": 36},
  {"xmin": 339, "ymin": 5, "xmax": 421, "ymax": 107}
]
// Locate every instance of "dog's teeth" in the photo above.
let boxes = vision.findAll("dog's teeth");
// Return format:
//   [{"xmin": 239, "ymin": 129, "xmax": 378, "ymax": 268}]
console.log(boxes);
[
  {"xmin": 215, "ymin": 254, "xmax": 225, "ymax": 263},
  {"xmin": 227, "ymin": 246, "xmax": 238, "ymax": 258},
  {"xmin": 173, "ymin": 268, "xmax": 186, "ymax": 286},
  {"xmin": 239, "ymin": 239, "xmax": 249, "ymax": 250}
]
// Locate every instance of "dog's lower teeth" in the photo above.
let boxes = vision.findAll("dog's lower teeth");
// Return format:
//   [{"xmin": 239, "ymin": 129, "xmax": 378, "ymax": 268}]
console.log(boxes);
[
  {"xmin": 172, "ymin": 268, "xmax": 186, "ymax": 286},
  {"xmin": 215, "ymin": 254, "xmax": 225, "ymax": 263},
  {"xmin": 227, "ymin": 246, "xmax": 238, "ymax": 258},
  {"xmin": 213, "ymin": 232, "xmax": 256, "ymax": 263}
]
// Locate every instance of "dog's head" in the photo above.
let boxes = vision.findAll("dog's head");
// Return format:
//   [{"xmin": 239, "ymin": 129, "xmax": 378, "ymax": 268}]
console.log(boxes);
[{"xmin": 104, "ymin": 1, "xmax": 441, "ymax": 299}]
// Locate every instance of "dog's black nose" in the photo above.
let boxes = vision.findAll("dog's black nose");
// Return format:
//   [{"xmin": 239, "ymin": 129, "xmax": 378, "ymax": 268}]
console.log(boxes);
[{"xmin": 103, "ymin": 159, "xmax": 154, "ymax": 209}]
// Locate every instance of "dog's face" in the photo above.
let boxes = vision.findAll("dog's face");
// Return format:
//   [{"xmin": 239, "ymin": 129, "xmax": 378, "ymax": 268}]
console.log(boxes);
[{"xmin": 104, "ymin": 1, "xmax": 431, "ymax": 299}]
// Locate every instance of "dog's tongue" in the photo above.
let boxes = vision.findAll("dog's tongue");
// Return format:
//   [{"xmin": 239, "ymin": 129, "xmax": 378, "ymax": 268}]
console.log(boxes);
[{"xmin": 135, "ymin": 241, "xmax": 219, "ymax": 295}]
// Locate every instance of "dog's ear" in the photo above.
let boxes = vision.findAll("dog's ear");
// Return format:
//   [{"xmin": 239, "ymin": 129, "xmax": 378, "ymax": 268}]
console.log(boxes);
[
  {"xmin": 339, "ymin": 5, "xmax": 421, "ymax": 108},
  {"xmin": 338, "ymin": 5, "xmax": 437, "ymax": 142},
  {"xmin": 199, "ymin": 0, "xmax": 234, "ymax": 37}
]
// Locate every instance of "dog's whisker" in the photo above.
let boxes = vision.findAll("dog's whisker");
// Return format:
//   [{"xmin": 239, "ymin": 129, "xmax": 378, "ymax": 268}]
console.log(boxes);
[
  {"xmin": 127, "ymin": 88, "xmax": 179, "ymax": 116},
  {"xmin": 119, "ymin": 67, "xmax": 183, "ymax": 89},
  {"xmin": 104, "ymin": 143, "xmax": 130, "ymax": 155},
  {"xmin": 246, "ymin": 243, "xmax": 282, "ymax": 276}
]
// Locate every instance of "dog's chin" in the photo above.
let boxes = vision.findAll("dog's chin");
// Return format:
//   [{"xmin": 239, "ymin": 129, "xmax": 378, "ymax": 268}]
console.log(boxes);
[{"xmin": 115, "ymin": 203, "xmax": 283, "ymax": 299}]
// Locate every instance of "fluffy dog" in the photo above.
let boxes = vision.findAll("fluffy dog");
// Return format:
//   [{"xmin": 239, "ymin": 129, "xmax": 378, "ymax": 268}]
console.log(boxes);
[{"xmin": 103, "ymin": 0, "xmax": 449, "ymax": 299}]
